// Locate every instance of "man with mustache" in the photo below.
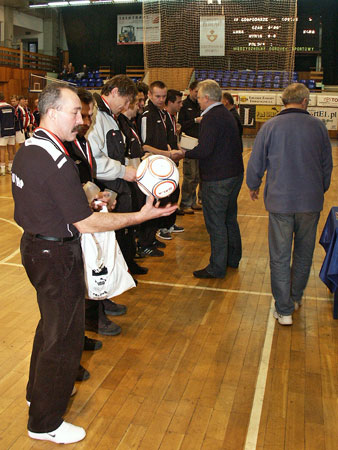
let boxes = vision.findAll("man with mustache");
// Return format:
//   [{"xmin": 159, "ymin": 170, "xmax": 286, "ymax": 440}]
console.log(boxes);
[{"xmin": 12, "ymin": 83, "xmax": 177, "ymax": 444}]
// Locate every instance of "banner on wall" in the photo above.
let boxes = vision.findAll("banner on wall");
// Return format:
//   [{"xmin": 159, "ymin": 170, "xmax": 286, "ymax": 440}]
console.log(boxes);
[
  {"xmin": 255, "ymin": 105, "xmax": 282, "ymax": 122},
  {"xmin": 238, "ymin": 92, "xmax": 276, "ymax": 105},
  {"xmin": 117, "ymin": 14, "xmax": 160, "ymax": 44},
  {"xmin": 200, "ymin": 16, "xmax": 225, "ymax": 56},
  {"xmin": 316, "ymin": 95, "xmax": 338, "ymax": 107},
  {"xmin": 239, "ymin": 105, "xmax": 256, "ymax": 127},
  {"xmin": 307, "ymin": 107, "xmax": 338, "ymax": 130}
]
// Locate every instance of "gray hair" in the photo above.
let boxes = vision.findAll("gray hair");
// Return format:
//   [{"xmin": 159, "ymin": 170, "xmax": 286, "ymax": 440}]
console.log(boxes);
[
  {"xmin": 198, "ymin": 79, "xmax": 222, "ymax": 102},
  {"xmin": 38, "ymin": 83, "xmax": 77, "ymax": 116},
  {"xmin": 281, "ymin": 83, "xmax": 310, "ymax": 106}
]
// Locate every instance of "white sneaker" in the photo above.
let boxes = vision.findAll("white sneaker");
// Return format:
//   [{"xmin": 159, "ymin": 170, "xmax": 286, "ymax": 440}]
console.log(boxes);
[
  {"xmin": 28, "ymin": 421, "xmax": 86, "ymax": 444},
  {"xmin": 273, "ymin": 309, "xmax": 293, "ymax": 325},
  {"xmin": 27, "ymin": 385, "xmax": 77, "ymax": 407},
  {"xmin": 294, "ymin": 301, "xmax": 302, "ymax": 311}
]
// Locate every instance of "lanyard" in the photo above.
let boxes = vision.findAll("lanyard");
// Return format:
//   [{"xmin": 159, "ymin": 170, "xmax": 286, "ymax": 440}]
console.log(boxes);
[
  {"xmin": 168, "ymin": 113, "xmax": 177, "ymax": 134},
  {"xmin": 158, "ymin": 109, "xmax": 167, "ymax": 131},
  {"xmin": 34, "ymin": 127, "xmax": 70, "ymax": 156},
  {"xmin": 74, "ymin": 138, "xmax": 93, "ymax": 171}
]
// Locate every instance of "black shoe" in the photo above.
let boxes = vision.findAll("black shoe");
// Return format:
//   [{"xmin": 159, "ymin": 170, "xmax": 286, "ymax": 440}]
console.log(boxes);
[
  {"xmin": 102, "ymin": 299, "xmax": 127, "ymax": 316},
  {"xmin": 193, "ymin": 268, "xmax": 223, "ymax": 279},
  {"xmin": 85, "ymin": 318, "xmax": 122, "ymax": 336},
  {"xmin": 152, "ymin": 239, "xmax": 166, "ymax": 249},
  {"xmin": 84, "ymin": 335, "xmax": 102, "ymax": 351},
  {"xmin": 138, "ymin": 246, "xmax": 164, "ymax": 257},
  {"xmin": 227, "ymin": 263, "xmax": 239, "ymax": 269},
  {"xmin": 76, "ymin": 364, "xmax": 90, "ymax": 381},
  {"xmin": 129, "ymin": 261, "xmax": 149, "ymax": 275},
  {"xmin": 176, "ymin": 208, "xmax": 185, "ymax": 216}
]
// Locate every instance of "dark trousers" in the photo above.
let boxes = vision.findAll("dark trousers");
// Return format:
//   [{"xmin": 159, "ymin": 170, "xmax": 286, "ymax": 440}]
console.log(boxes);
[
  {"xmin": 159, "ymin": 186, "xmax": 180, "ymax": 230},
  {"xmin": 202, "ymin": 174, "xmax": 243, "ymax": 277},
  {"xmin": 180, "ymin": 159, "xmax": 201, "ymax": 208},
  {"xmin": 269, "ymin": 212, "xmax": 320, "ymax": 315},
  {"xmin": 21, "ymin": 233, "xmax": 85, "ymax": 433}
]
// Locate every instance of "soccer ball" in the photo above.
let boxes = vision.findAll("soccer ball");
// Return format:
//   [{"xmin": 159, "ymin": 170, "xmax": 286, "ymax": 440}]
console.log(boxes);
[{"xmin": 136, "ymin": 155, "xmax": 179, "ymax": 199}]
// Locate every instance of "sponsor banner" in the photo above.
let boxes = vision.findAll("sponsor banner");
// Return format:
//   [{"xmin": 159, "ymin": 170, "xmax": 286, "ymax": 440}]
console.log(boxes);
[
  {"xmin": 316, "ymin": 95, "xmax": 338, "ymax": 107},
  {"xmin": 239, "ymin": 104, "xmax": 256, "ymax": 127},
  {"xmin": 238, "ymin": 92, "xmax": 276, "ymax": 105},
  {"xmin": 255, "ymin": 105, "xmax": 282, "ymax": 122},
  {"xmin": 200, "ymin": 16, "xmax": 225, "ymax": 56},
  {"xmin": 117, "ymin": 14, "xmax": 160, "ymax": 45},
  {"xmin": 276, "ymin": 93, "xmax": 317, "ymax": 106},
  {"xmin": 307, "ymin": 107, "xmax": 338, "ymax": 130}
]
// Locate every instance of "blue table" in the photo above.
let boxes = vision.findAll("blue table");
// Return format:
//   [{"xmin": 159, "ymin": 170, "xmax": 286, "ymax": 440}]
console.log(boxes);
[{"xmin": 319, "ymin": 207, "xmax": 338, "ymax": 319}]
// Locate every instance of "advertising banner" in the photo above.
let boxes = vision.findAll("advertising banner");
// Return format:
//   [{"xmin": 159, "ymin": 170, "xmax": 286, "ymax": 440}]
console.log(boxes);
[
  {"xmin": 316, "ymin": 95, "xmax": 338, "ymax": 107},
  {"xmin": 238, "ymin": 92, "xmax": 276, "ymax": 105},
  {"xmin": 307, "ymin": 107, "xmax": 338, "ymax": 130},
  {"xmin": 239, "ymin": 104, "xmax": 256, "ymax": 127},
  {"xmin": 255, "ymin": 105, "xmax": 282, "ymax": 122},
  {"xmin": 117, "ymin": 14, "xmax": 160, "ymax": 44}
]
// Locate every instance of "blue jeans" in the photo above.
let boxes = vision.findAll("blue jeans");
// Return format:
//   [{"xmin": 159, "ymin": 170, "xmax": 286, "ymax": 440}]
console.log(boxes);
[
  {"xmin": 202, "ymin": 174, "xmax": 243, "ymax": 277},
  {"xmin": 269, "ymin": 212, "xmax": 320, "ymax": 315}
]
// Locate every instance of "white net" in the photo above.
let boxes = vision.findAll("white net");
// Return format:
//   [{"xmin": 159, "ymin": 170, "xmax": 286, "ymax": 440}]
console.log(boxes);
[{"xmin": 143, "ymin": 0, "xmax": 297, "ymax": 89}]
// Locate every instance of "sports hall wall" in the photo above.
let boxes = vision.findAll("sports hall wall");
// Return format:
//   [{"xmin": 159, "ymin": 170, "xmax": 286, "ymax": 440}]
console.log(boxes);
[
  {"xmin": 61, "ymin": 0, "xmax": 338, "ymax": 85},
  {"xmin": 61, "ymin": 3, "xmax": 143, "ymax": 75}
]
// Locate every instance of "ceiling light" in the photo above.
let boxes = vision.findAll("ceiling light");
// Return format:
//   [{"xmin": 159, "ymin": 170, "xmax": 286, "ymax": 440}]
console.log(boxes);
[{"xmin": 48, "ymin": 1, "xmax": 70, "ymax": 6}]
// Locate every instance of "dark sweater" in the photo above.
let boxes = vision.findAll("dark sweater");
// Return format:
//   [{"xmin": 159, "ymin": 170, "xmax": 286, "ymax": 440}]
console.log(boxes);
[
  {"xmin": 186, "ymin": 104, "xmax": 243, "ymax": 182},
  {"xmin": 178, "ymin": 96, "xmax": 200, "ymax": 139}
]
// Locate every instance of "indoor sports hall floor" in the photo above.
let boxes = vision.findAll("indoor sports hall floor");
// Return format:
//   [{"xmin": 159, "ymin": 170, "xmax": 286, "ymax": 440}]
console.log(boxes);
[{"xmin": 0, "ymin": 138, "xmax": 338, "ymax": 450}]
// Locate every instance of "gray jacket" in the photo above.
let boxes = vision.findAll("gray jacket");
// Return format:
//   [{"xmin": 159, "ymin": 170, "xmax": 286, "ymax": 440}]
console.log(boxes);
[{"xmin": 246, "ymin": 108, "xmax": 332, "ymax": 213}]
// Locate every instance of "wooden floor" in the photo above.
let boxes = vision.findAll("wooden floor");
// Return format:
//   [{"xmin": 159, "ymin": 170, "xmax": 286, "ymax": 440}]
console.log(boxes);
[{"xmin": 0, "ymin": 138, "xmax": 338, "ymax": 450}]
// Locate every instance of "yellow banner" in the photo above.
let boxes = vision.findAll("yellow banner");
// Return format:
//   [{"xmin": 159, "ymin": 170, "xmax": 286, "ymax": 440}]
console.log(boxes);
[{"xmin": 255, "ymin": 105, "xmax": 281, "ymax": 122}]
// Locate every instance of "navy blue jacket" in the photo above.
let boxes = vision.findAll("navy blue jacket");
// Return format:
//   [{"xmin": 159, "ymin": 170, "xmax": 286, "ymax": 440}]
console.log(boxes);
[{"xmin": 186, "ymin": 103, "xmax": 243, "ymax": 182}]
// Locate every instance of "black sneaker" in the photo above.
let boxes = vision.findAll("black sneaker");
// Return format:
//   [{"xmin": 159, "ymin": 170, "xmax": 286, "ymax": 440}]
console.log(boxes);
[
  {"xmin": 152, "ymin": 239, "xmax": 166, "ymax": 249},
  {"xmin": 102, "ymin": 299, "xmax": 127, "ymax": 316},
  {"xmin": 128, "ymin": 261, "xmax": 149, "ymax": 275},
  {"xmin": 156, "ymin": 229, "xmax": 172, "ymax": 240},
  {"xmin": 138, "ymin": 246, "xmax": 164, "ymax": 257},
  {"xmin": 76, "ymin": 365, "xmax": 90, "ymax": 381},
  {"xmin": 84, "ymin": 335, "xmax": 102, "ymax": 351},
  {"xmin": 85, "ymin": 318, "xmax": 122, "ymax": 336},
  {"xmin": 170, "ymin": 224, "xmax": 184, "ymax": 233}
]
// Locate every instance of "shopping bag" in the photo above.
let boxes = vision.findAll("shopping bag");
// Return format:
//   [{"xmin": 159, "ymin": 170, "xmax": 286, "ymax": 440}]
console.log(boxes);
[{"xmin": 81, "ymin": 230, "xmax": 135, "ymax": 300}]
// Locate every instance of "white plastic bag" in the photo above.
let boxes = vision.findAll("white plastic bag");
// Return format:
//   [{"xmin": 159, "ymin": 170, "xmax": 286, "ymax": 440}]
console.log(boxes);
[{"xmin": 81, "ymin": 230, "xmax": 135, "ymax": 300}]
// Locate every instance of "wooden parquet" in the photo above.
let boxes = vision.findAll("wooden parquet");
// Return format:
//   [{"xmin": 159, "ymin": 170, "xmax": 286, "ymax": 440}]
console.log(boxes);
[{"xmin": 0, "ymin": 138, "xmax": 338, "ymax": 449}]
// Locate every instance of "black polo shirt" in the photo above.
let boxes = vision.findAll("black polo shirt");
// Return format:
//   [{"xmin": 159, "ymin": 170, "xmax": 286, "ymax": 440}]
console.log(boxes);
[{"xmin": 12, "ymin": 130, "xmax": 92, "ymax": 238}]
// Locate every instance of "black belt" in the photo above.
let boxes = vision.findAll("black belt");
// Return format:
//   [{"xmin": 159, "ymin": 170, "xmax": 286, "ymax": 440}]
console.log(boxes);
[{"xmin": 30, "ymin": 233, "xmax": 79, "ymax": 243}]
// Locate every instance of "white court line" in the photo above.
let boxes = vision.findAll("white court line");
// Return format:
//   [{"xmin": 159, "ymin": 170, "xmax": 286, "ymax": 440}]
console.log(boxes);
[
  {"xmin": 0, "ymin": 196, "xmax": 13, "ymax": 199},
  {"xmin": 0, "ymin": 217, "xmax": 22, "ymax": 231},
  {"xmin": 244, "ymin": 297, "xmax": 275, "ymax": 450},
  {"xmin": 137, "ymin": 280, "xmax": 330, "ymax": 302}
]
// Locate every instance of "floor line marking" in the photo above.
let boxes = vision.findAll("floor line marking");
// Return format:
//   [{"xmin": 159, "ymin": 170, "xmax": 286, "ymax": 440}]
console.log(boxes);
[
  {"xmin": 0, "ymin": 196, "xmax": 13, "ymax": 199},
  {"xmin": 244, "ymin": 297, "xmax": 275, "ymax": 450},
  {"xmin": 137, "ymin": 280, "xmax": 330, "ymax": 302},
  {"xmin": 0, "ymin": 248, "xmax": 21, "ymax": 264},
  {"xmin": 0, "ymin": 217, "xmax": 23, "ymax": 231},
  {"xmin": 0, "ymin": 262, "xmax": 22, "ymax": 267}
]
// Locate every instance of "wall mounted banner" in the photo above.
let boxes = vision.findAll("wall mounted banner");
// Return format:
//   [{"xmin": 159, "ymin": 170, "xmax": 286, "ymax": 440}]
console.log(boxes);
[
  {"xmin": 307, "ymin": 107, "xmax": 338, "ymax": 130},
  {"xmin": 117, "ymin": 14, "xmax": 160, "ymax": 45},
  {"xmin": 316, "ymin": 95, "xmax": 338, "ymax": 107},
  {"xmin": 239, "ymin": 104, "xmax": 256, "ymax": 127},
  {"xmin": 255, "ymin": 105, "xmax": 282, "ymax": 122},
  {"xmin": 238, "ymin": 92, "xmax": 277, "ymax": 105},
  {"xmin": 200, "ymin": 16, "xmax": 225, "ymax": 56}
]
